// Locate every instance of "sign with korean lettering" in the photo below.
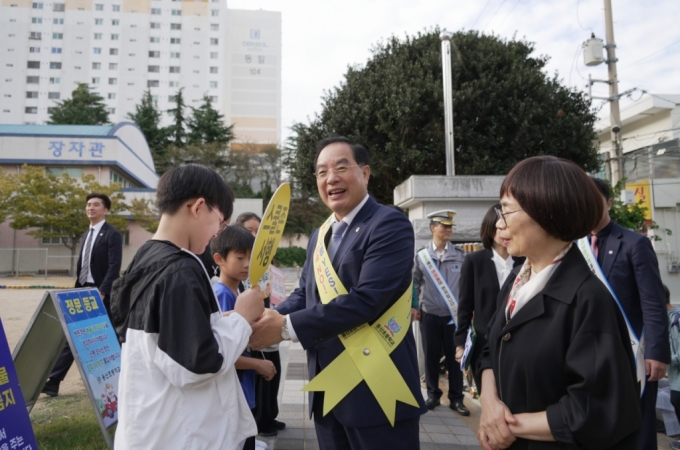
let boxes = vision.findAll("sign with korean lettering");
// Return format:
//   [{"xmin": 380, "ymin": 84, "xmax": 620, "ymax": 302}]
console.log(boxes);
[
  {"xmin": 249, "ymin": 183, "xmax": 290, "ymax": 287},
  {"xmin": 48, "ymin": 140, "xmax": 105, "ymax": 158},
  {"xmin": 0, "ymin": 318, "xmax": 39, "ymax": 450},
  {"xmin": 55, "ymin": 289, "xmax": 120, "ymax": 430},
  {"xmin": 625, "ymin": 179, "xmax": 653, "ymax": 220}
]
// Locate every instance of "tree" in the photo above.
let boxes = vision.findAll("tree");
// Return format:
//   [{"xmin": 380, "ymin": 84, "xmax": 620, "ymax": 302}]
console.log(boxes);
[
  {"xmin": 48, "ymin": 83, "xmax": 109, "ymax": 125},
  {"xmin": 286, "ymin": 30, "xmax": 601, "ymax": 204},
  {"xmin": 0, "ymin": 171, "xmax": 17, "ymax": 225},
  {"xmin": 127, "ymin": 90, "xmax": 169, "ymax": 171},
  {"xmin": 187, "ymin": 95, "xmax": 234, "ymax": 145},
  {"xmin": 129, "ymin": 198, "xmax": 159, "ymax": 233},
  {"xmin": 166, "ymin": 88, "xmax": 188, "ymax": 147},
  {"xmin": 10, "ymin": 166, "xmax": 128, "ymax": 275},
  {"xmin": 159, "ymin": 142, "xmax": 231, "ymax": 177}
]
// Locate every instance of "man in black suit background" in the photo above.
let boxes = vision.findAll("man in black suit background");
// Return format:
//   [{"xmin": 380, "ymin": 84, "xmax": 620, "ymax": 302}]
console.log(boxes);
[
  {"xmin": 42, "ymin": 193, "xmax": 123, "ymax": 396},
  {"xmin": 591, "ymin": 178, "xmax": 669, "ymax": 450}
]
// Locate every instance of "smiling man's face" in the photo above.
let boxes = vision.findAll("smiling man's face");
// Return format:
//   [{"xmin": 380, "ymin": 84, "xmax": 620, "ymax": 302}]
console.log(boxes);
[{"xmin": 315, "ymin": 142, "xmax": 370, "ymax": 220}]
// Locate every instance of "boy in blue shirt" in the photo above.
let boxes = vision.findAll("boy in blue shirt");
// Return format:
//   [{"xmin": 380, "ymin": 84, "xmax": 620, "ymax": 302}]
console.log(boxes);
[{"xmin": 212, "ymin": 225, "xmax": 275, "ymax": 450}]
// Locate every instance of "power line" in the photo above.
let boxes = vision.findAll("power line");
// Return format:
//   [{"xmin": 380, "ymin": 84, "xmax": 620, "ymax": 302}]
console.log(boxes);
[
  {"xmin": 483, "ymin": 0, "xmax": 509, "ymax": 31},
  {"xmin": 470, "ymin": 0, "xmax": 495, "ymax": 30},
  {"xmin": 575, "ymin": 0, "xmax": 592, "ymax": 32},
  {"xmin": 497, "ymin": 0, "xmax": 522, "ymax": 29},
  {"xmin": 619, "ymin": 39, "xmax": 680, "ymax": 72}
]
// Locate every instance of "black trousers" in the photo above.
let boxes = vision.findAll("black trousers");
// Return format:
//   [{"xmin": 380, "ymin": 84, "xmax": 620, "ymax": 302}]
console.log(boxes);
[
  {"xmin": 637, "ymin": 380, "xmax": 658, "ymax": 450},
  {"xmin": 420, "ymin": 311, "xmax": 464, "ymax": 403},
  {"xmin": 469, "ymin": 332, "xmax": 487, "ymax": 395},
  {"xmin": 253, "ymin": 350, "xmax": 281, "ymax": 433},
  {"xmin": 671, "ymin": 389, "xmax": 680, "ymax": 424}
]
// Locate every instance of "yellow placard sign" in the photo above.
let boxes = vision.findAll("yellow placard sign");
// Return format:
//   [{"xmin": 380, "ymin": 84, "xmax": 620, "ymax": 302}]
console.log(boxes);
[
  {"xmin": 249, "ymin": 183, "xmax": 291, "ymax": 287},
  {"xmin": 625, "ymin": 179, "xmax": 653, "ymax": 220}
]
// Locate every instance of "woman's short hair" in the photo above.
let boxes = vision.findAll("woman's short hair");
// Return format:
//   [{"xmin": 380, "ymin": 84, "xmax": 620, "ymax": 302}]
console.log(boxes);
[
  {"xmin": 500, "ymin": 156, "xmax": 603, "ymax": 242},
  {"xmin": 236, "ymin": 212, "xmax": 261, "ymax": 225},
  {"xmin": 480, "ymin": 203, "xmax": 501, "ymax": 250}
]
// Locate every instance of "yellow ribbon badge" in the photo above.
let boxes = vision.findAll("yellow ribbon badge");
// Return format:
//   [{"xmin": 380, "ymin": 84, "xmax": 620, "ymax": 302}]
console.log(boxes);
[{"xmin": 303, "ymin": 215, "xmax": 419, "ymax": 426}]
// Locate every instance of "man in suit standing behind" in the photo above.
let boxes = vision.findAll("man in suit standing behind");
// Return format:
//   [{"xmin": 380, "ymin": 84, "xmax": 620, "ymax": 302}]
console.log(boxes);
[
  {"xmin": 42, "ymin": 193, "xmax": 123, "ymax": 396},
  {"xmin": 590, "ymin": 178, "xmax": 669, "ymax": 450},
  {"xmin": 249, "ymin": 137, "xmax": 426, "ymax": 450}
]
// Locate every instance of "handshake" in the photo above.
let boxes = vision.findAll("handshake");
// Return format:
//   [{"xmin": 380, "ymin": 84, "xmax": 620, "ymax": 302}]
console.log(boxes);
[{"xmin": 227, "ymin": 286, "xmax": 287, "ymax": 350}]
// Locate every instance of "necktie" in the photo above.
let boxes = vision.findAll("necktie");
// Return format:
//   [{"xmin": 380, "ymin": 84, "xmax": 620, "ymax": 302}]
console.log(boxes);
[
  {"xmin": 590, "ymin": 234, "xmax": 599, "ymax": 259},
  {"xmin": 79, "ymin": 228, "xmax": 94, "ymax": 285},
  {"xmin": 327, "ymin": 221, "xmax": 348, "ymax": 261}
]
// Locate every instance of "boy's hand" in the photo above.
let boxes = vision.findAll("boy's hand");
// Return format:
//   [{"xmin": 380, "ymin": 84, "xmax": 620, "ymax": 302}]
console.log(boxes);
[
  {"xmin": 256, "ymin": 359, "xmax": 276, "ymax": 381},
  {"xmin": 233, "ymin": 287, "xmax": 264, "ymax": 324},
  {"xmin": 249, "ymin": 309, "xmax": 285, "ymax": 349}
]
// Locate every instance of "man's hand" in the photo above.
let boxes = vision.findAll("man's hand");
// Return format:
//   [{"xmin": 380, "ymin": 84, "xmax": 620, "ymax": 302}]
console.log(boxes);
[
  {"xmin": 249, "ymin": 309, "xmax": 285, "ymax": 350},
  {"xmin": 645, "ymin": 359, "xmax": 668, "ymax": 382},
  {"xmin": 455, "ymin": 345, "xmax": 464, "ymax": 363},
  {"xmin": 233, "ymin": 287, "xmax": 264, "ymax": 324},
  {"xmin": 411, "ymin": 308, "xmax": 421, "ymax": 321}
]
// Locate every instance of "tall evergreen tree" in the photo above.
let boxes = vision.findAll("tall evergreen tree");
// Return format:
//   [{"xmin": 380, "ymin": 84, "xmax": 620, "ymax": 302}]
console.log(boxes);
[
  {"xmin": 127, "ymin": 90, "xmax": 169, "ymax": 171},
  {"xmin": 48, "ymin": 83, "xmax": 109, "ymax": 125},
  {"xmin": 187, "ymin": 94, "xmax": 234, "ymax": 144},
  {"xmin": 166, "ymin": 88, "xmax": 187, "ymax": 146}
]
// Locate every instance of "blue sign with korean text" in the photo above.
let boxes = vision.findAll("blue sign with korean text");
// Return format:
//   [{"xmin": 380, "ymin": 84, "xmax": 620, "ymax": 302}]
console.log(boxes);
[
  {"xmin": 0, "ymin": 318, "xmax": 39, "ymax": 450},
  {"xmin": 55, "ymin": 289, "xmax": 120, "ymax": 429},
  {"xmin": 48, "ymin": 140, "xmax": 105, "ymax": 158}
]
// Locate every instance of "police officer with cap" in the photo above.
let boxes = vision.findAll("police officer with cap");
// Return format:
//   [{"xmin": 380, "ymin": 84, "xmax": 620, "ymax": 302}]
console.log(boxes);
[{"xmin": 413, "ymin": 210, "xmax": 469, "ymax": 415}]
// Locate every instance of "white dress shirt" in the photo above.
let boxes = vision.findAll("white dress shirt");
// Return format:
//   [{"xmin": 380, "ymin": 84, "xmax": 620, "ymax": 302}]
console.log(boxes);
[
  {"xmin": 491, "ymin": 247, "xmax": 514, "ymax": 288},
  {"xmin": 82, "ymin": 219, "xmax": 106, "ymax": 284}
]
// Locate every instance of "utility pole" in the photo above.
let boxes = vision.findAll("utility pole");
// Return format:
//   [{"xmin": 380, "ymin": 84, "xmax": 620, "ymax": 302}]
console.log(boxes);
[
  {"xmin": 603, "ymin": 0, "xmax": 623, "ymax": 182},
  {"xmin": 440, "ymin": 31, "xmax": 455, "ymax": 176}
]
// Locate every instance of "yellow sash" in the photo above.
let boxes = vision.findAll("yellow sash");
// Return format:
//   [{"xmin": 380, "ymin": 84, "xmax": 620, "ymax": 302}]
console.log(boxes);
[{"xmin": 303, "ymin": 215, "xmax": 419, "ymax": 426}]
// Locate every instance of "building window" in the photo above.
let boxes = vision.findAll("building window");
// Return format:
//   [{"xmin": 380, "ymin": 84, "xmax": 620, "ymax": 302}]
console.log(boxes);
[
  {"xmin": 53, "ymin": 3, "xmax": 65, "ymax": 11},
  {"xmin": 151, "ymin": 8, "xmax": 160, "ymax": 14},
  {"xmin": 92, "ymin": 77, "xmax": 100, "ymax": 84},
  {"xmin": 51, "ymin": 47, "xmax": 62, "ymax": 53},
  {"xmin": 30, "ymin": 47, "xmax": 40, "ymax": 53},
  {"xmin": 148, "ymin": 51, "xmax": 160, "ymax": 58},
  {"xmin": 108, "ymin": 78, "xmax": 117, "ymax": 85},
  {"xmin": 171, "ymin": 9, "xmax": 181, "ymax": 15},
  {"xmin": 168, "ymin": 95, "xmax": 176, "ymax": 102},
  {"xmin": 147, "ymin": 80, "xmax": 159, "ymax": 87},
  {"xmin": 94, "ymin": 33, "xmax": 102, "ymax": 40},
  {"xmin": 209, "ymin": 81, "xmax": 217, "ymax": 88},
  {"xmin": 111, "ymin": 34, "xmax": 119, "ymax": 40},
  {"xmin": 41, "ymin": 224, "xmax": 76, "ymax": 245},
  {"xmin": 32, "ymin": 2, "xmax": 43, "ymax": 8},
  {"xmin": 150, "ymin": 37, "xmax": 160, "ymax": 43},
  {"xmin": 32, "ymin": 17, "xmax": 42, "ymax": 23},
  {"xmin": 93, "ymin": 48, "xmax": 101, "ymax": 54},
  {"xmin": 109, "ymin": 48, "xmax": 118, "ymax": 55},
  {"xmin": 27, "ymin": 61, "xmax": 40, "ymax": 69},
  {"xmin": 169, "ymin": 66, "xmax": 180, "ymax": 73},
  {"xmin": 170, "ymin": 23, "xmax": 181, "ymax": 30},
  {"xmin": 48, "ymin": 92, "xmax": 60, "ymax": 99},
  {"xmin": 92, "ymin": 62, "xmax": 101, "ymax": 69},
  {"xmin": 53, "ymin": 18, "xmax": 64, "ymax": 24},
  {"xmin": 107, "ymin": 107, "xmax": 115, "ymax": 114},
  {"xmin": 209, "ymin": 66, "xmax": 217, "ymax": 74},
  {"xmin": 26, "ymin": 91, "xmax": 39, "ymax": 98},
  {"xmin": 95, "ymin": 3, "xmax": 103, "ymax": 10},
  {"xmin": 29, "ymin": 32, "xmax": 42, "ymax": 40},
  {"xmin": 108, "ymin": 93, "xmax": 116, "ymax": 99},
  {"xmin": 210, "ymin": 24, "xmax": 219, "ymax": 31},
  {"xmin": 170, "ymin": 52, "xmax": 180, "ymax": 58},
  {"xmin": 109, "ymin": 63, "xmax": 118, "ymax": 70},
  {"xmin": 210, "ymin": 38, "xmax": 218, "ymax": 45},
  {"xmin": 169, "ymin": 81, "xmax": 179, "ymax": 87},
  {"xmin": 210, "ymin": 52, "xmax": 218, "ymax": 59},
  {"xmin": 209, "ymin": 96, "xmax": 217, "ymax": 102},
  {"xmin": 50, "ymin": 77, "xmax": 60, "ymax": 84},
  {"xmin": 25, "ymin": 107, "xmax": 38, "ymax": 114},
  {"xmin": 170, "ymin": 38, "xmax": 180, "ymax": 44},
  {"xmin": 112, "ymin": 5, "xmax": 120, "ymax": 11},
  {"xmin": 112, "ymin": 19, "xmax": 119, "ymax": 25},
  {"xmin": 50, "ymin": 62, "xmax": 62, "ymax": 69},
  {"xmin": 210, "ymin": 10, "xmax": 218, "ymax": 16},
  {"xmin": 26, "ymin": 76, "xmax": 39, "ymax": 84},
  {"xmin": 53, "ymin": 33, "xmax": 63, "ymax": 39},
  {"xmin": 95, "ymin": 18, "xmax": 103, "ymax": 25},
  {"xmin": 150, "ymin": 22, "xmax": 160, "ymax": 29},
  {"xmin": 148, "ymin": 65, "xmax": 160, "ymax": 72}
]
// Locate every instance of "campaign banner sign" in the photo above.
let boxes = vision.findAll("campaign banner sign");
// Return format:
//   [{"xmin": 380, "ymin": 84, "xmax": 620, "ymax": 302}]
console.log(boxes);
[
  {"xmin": 269, "ymin": 265, "xmax": 286, "ymax": 305},
  {"xmin": 0, "ymin": 318, "xmax": 39, "ymax": 450},
  {"xmin": 55, "ymin": 289, "xmax": 120, "ymax": 429}
]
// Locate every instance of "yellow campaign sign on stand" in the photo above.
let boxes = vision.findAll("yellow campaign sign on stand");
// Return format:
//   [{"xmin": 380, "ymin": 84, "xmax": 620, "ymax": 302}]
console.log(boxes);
[
  {"xmin": 625, "ymin": 179, "xmax": 653, "ymax": 220},
  {"xmin": 249, "ymin": 183, "xmax": 291, "ymax": 287}
]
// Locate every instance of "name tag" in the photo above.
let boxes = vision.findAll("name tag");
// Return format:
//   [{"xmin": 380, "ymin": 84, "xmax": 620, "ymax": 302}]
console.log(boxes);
[{"xmin": 451, "ymin": 264, "xmax": 461, "ymax": 273}]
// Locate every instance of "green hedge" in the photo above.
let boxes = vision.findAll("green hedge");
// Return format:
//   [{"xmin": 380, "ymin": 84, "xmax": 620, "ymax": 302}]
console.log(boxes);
[{"xmin": 273, "ymin": 246, "xmax": 307, "ymax": 267}]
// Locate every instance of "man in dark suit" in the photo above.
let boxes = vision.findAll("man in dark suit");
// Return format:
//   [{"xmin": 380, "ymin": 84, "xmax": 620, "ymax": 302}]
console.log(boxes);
[
  {"xmin": 42, "ymin": 193, "xmax": 123, "ymax": 396},
  {"xmin": 249, "ymin": 137, "xmax": 426, "ymax": 449},
  {"xmin": 591, "ymin": 178, "xmax": 669, "ymax": 450}
]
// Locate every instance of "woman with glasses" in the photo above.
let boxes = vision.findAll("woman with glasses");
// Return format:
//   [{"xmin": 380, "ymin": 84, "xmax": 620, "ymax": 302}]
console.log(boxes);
[
  {"xmin": 454, "ymin": 204, "xmax": 524, "ymax": 395},
  {"xmin": 476, "ymin": 156, "xmax": 640, "ymax": 450}
]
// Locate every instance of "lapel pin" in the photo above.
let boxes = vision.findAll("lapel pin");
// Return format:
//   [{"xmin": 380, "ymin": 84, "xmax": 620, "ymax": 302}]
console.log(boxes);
[
  {"xmin": 100, "ymin": 233, "xmax": 104, "ymax": 236},
  {"xmin": 355, "ymin": 227, "xmax": 360, "ymax": 232},
  {"xmin": 608, "ymin": 250, "xmax": 613, "ymax": 254}
]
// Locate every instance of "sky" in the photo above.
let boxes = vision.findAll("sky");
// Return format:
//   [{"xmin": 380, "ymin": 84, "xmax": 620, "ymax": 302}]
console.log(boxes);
[{"xmin": 227, "ymin": 0, "xmax": 680, "ymax": 144}]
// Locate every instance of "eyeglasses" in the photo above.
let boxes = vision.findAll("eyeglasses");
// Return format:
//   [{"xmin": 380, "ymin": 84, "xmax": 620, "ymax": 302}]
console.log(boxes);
[
  {"xmin": 495, "ymin": 207, "xmax": 522, "ymax": 228},
  {"xmin": 313, "ymin": 164, "xmax": 364, "ymax": 181},
  {"xmin": 207, "ymin": 204, "xmax": 229, "ymax": 233}
]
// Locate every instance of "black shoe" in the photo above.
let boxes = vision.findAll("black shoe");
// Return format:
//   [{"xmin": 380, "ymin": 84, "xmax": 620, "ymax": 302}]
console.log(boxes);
[
  {"xmin": 42, "ymin": 379, "xmax": 59, "ymax": 397},
  {"xmin": 425, "ymin": 398, "xmax": 440, "ymax": 410},
  {"xmin": 259, "ymin": 429, "xmax": 278, "ymax": 437},
  {"xmin": 450, "ymin": 401, "xmax": 470, "ymax": 416},
  {"xmin": 273, "ymin": 420, "xmax": 286, "ymax": 430},
  {"xmin": 670, "ymin": 440, "xmax": 680, "ymax": 450}
]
